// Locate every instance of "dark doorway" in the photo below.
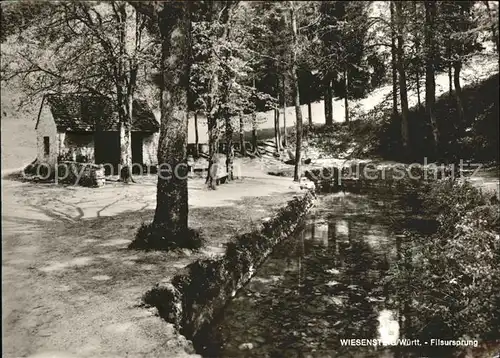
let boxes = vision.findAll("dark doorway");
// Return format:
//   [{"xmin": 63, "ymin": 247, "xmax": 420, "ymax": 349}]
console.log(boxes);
[
  {"xmin": 94, "ymin": 131, "xmax": 120, "ymax": 175},
  {"xmin": 132, "ymin": 132, "xmax": 144, "ymax": 174}
]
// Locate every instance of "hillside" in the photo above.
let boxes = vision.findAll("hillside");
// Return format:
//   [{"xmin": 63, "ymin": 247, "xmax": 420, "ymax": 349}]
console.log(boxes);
[{"xmin": 306, "ymin": 71, "xmax": 499, "ymax": 163}]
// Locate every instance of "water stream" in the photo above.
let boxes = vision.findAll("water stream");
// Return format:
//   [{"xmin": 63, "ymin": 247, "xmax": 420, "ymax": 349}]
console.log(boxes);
[{"xmin": 194, "ymin": 192, "xmax": 487, "ymax": 358}]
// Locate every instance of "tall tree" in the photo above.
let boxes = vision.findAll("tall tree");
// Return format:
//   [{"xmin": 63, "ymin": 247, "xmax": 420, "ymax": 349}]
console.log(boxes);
[
  {"xmin": 318, "ymin": 1, "xmax": 370, "ymax": 125},
  {"xmin": 438, "ymin": 1, "xmax": 482, "ymax": 135},
  {"xmin": 394, "ymin": 1, "xmax": 410, "ymax": 154},
  {"xmin": 282, "ymin": 75, "xmax": 289, "ymax": 146},
  {"xmin": 424, "ymin": 1, "xmax": 439, "ymax": 153},
  {"xmin": 483, "ymin": 1, "xmax": 499, "ymax": 54},
  {"xmin": 390, "ymin": 1, "xmax": 398, "ymax": 117},
  {"xmin": 318, "ymin": 1, "xmax": 336, "ymax": 126},
  {"xmin": 290, "ymin": 1, "xmax": 303, "ymax": 182},
  {"xmin": 239, "ymin": 112, "xmax": 247, "ymax": 156},
  {"xmin": 152, "ymin": 1, "xmax": 191, "ymax": 234}
]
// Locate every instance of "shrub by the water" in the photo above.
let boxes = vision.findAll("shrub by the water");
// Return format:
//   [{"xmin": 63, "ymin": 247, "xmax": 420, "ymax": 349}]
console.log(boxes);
[
  {"xmin": 387, "ymin": 179, "xmax": 500, "ymax": 344},
  {"xmin": 129, "ymin": 222, "xmax": 205, "ymax": 252}
]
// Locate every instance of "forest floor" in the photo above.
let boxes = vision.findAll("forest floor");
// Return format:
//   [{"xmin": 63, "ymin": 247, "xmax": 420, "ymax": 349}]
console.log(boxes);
[{"xmin": 1, "ymin": 158, "xmax": 306, "ymax": 358}]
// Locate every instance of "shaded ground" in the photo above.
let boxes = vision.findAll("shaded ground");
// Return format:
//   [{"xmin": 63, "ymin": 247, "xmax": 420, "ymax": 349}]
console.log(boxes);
[{"xmin": 1, "ymin": 159, "xmax": 305, "ymax": 358}]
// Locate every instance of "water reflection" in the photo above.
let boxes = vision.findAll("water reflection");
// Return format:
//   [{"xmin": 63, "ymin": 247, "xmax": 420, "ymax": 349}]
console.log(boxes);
[
  {"xmin": 378, "ymin": 309, "xmax": 400, "ymax": 346},
  {"xmin": 195, "ymin": 193, "xmax": 493, "ymax": 358}
]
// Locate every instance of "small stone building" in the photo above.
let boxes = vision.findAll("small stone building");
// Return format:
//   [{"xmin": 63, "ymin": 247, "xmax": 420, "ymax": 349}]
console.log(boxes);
[{"xmin": 35, "ymin": 93, "xmax": 159, "ymax": 170}]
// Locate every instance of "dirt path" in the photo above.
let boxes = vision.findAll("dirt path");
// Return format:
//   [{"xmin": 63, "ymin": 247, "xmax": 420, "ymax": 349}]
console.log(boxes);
[{"xmin": 2, "ymin": 162, "xmax": 304, "ymax": 358}]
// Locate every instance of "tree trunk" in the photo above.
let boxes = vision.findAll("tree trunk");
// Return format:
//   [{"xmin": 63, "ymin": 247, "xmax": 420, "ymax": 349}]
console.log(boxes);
[
  {"xmin": 251, "ymin": 113, "xmax": 257, "ymax": 155},
  {"xmin": 307, "ymin": 100, "xmax": 312, "ymax": 127},
  {"xmin": 282, "ymin": 75, "xmax": 288, "ymax": 147},
  {"xmin": 424, "ymin": 1, "xmax": 439, "ymax": 153},
  {"xmin": 251, "ymin": 77, "xmax": 258, "ymax": 154},
  {"xmin": 204, "ymin": 3, "xmax": 232, "ymax": 189},
  {"xmin": 225, "ymin": 111, "xmax": 234, "ymax": 181},
  {"xmin": 206, "ymin": 114, "xmax": 218, "ymax": 189},
  {"xmin": 115, "ymin": 2, "xmax": 136, "ymax": 183},
  {"xmin": 118, "ymin": 110, "xmax": 132, "ymax": 180},
  {"xmin": 453, "ymin": 60, "xmax": 465, "ymax": 134},
  {"xmin": 290, "ymin": 2, "xmax": 303, "ymax": 182},
  {"xmin": 390, "ymin": 2, "xmax": 398, "ymax": 116},
  {"xmin": 276, "ymin": 108, "xmax": 281, "ymax": 151},
  {"xmin": 324, "ymin": 76, "xmax": 333, "ymax": 125},
  {"xmin": 395, "ymin": 2, "xmax": 410, "ymax": 154},
  {"xmin": 484, "ymin": 1, "xmax": 499, "ymax": 54},
  {"xmin": 274, "ymin": 108, "xmax": 279, "ymax": 152},
  {"xmin": 194, "ymin": 112, "xmax": 199, "ymax": 157},
  {"xmin": 117, "ymin": 87, "xmax": 133, "ymax": 181},
  {"xmin": 275, "ymin": 75, "xmax": 282, "ymax": 150},
  {"xmin": 153, "ymin": 2, "xmax": 191, "ymax": 233},
  {"xmin": 239, "ymin": 113, "xmax": 246, "ymax": 156},
  {"xmin": 121, "ymin": 96, "xmax": 133, "ymax": 181},
  {"xmin": 344, "ymin": 68, "xmax": 349, "ymax": 123},
  {"xmin": 448, "ymin": 64, "xmax": 453, "ymax": 94},
  {"xmin": 416, "ymin": 69, "xmax": 421, "ymax": 108}
]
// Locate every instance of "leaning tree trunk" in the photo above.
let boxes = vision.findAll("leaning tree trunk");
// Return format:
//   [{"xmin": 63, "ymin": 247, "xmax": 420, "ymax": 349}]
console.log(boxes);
[
  {"xmin": 291, "ymin": 3, "xmax": 303, "ymax": 182},
  {"xmin": 390, "ymin": 2, "xmax": 398, "ymax": 117},
  {"xmin": 453, "ymin": 60, "xmax": 465, "ymax": 134},
  {"xmin": 153, "ymin": 2, "xmax": 191, "ymax": 233},
  {"xmin": 239, "ymin": 112, "xmax": 246, "ymax": 156},
  {"xmin": 324, "ymin": 75, "xmax": 333, "ymax": 125},
  {"xmin": 395, "ymin": 2, "xmax": 410, "ymax": 155},
  {"xmin": 425, "ymin": 0, "xmax": 439, "ymax": 153}
]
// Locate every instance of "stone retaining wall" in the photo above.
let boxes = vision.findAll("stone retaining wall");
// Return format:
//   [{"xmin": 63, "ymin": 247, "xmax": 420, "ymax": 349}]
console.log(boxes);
[
  {"xmin": 142, "ymin": 191, "xmax": 316, "ymax": 342},
  {"xmin": 305, "ymin": 163, "xmax": 451, "ymax": 194}
]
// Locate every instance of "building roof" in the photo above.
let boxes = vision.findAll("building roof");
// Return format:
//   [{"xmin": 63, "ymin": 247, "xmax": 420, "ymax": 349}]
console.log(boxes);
[{"xmin": 37, "ymin": 93, "xmax": 159, "ymax": 132}]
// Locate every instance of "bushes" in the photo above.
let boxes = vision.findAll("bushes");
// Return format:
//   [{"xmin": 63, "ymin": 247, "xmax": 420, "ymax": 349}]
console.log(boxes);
[
  {"xmin": 387, "ymin": 179, "xmax": 500, "ymax": 343},
  {"xmin": 129, "ymin": 223, "xmax": 204, "ymax": 252},
  {"xmin": 22, "ymin": 160, "xmax": 104, "ymax": 187}
]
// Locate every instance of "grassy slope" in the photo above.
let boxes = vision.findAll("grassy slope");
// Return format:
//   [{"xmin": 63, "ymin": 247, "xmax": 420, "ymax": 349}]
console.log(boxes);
[{"xmin": 308, "ymin": 70, "xmax": 499, "ymax": 163}]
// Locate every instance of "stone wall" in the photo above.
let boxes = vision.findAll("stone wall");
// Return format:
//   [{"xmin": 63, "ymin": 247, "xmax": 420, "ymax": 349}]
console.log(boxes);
[
  {"xmin": 142, "ymin": 192, "xmax": 316, "ymax": 342},
  {"xmin": 305, "ymin": 163, "xmax": 451, "ymax": 194}
]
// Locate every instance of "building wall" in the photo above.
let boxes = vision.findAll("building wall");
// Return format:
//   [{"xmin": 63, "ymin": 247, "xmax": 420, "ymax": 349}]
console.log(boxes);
[
  {"xmin": 143, "ymin": 132, "xmax": 159, "ymax": 166},
  {"xmin": 59, "ymin": 132, "xmax": 95, "ymax": 162},
  {"xmin": 36, "ymin": 104, "xmax": 58, "ymax": 167}
]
